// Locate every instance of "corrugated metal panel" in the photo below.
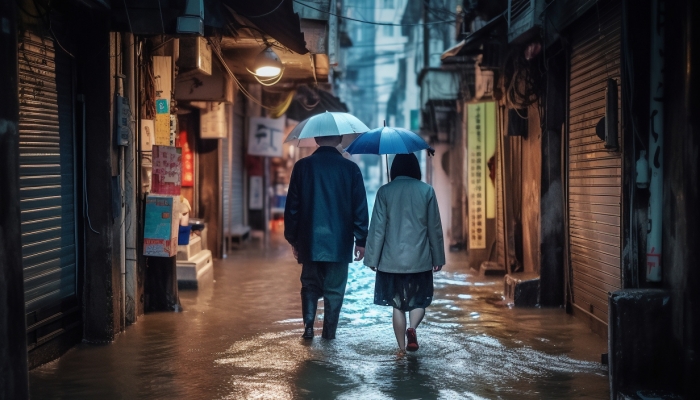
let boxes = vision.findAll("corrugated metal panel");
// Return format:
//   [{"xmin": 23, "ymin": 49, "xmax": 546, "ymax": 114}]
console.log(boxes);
[
  {"xmin": 231, "ymin": 93, "xmax": 245, "ymax": 228},
  {"xmin": 221, "ymin": 130, "xmax": 232, "ymax": 236},
  {"xmin": 18, "ymin": 32, "xmax": 77, "ymax": 315},
  {"xmin": 567, "ymin": 1, "xmax": 622, "ymax": 325}
]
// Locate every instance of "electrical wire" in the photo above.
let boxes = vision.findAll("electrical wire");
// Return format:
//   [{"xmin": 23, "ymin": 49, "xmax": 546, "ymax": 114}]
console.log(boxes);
[
  {"xmin": 208, "ymin": 38, "xmax": 277, "ymax": 110},
  {"xmin": 156, "ymin": 0, "xmax": 165, "ymax": 34},
  {"xmin": 293, "ymin": 0, "xmax": 455, "ymax": 26},
  {"xmin": 122, "ymin": 0, "xmax": 134, "ymax": 34},
  {"xmin": 242, "ymin": 0, "xmax": 285, "ymax": 18}
]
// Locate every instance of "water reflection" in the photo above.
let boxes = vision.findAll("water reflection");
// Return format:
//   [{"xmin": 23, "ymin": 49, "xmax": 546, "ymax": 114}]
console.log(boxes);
[{"xmin": 29, "ymin": 236, "xmax": 609, "ymax": 399}]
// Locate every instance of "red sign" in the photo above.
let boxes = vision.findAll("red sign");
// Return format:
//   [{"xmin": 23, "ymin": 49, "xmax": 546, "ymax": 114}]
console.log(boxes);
[{"xmin": 179, "ymin": 131, "xmax": 194, "ymax": 187}]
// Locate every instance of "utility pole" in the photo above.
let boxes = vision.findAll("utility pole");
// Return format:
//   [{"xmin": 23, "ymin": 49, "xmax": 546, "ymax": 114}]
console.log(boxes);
[{"xmin": 423, "ymin": 0, "xmax": 430, "ymax": 68}]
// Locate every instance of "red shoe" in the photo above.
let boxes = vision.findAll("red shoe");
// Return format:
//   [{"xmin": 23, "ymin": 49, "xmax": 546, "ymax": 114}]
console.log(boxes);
[{"xmin": 406, "ymin": 328, "xmax": 419, "ymax": 352}]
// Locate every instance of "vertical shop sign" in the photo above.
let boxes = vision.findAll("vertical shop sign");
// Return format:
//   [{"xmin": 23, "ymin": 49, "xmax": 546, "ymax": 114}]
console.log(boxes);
[
  {"xmin": 153, "ymin": 56, "xmax": 172, "ymax": 146},
  {"xmin": 179, "ymin": 131, "xmax": 194, "ymax": 187},
  {"xmin": 468, "ymin": 103, "xmax": 486, "ymax": 249},
  {"xmin": 247, "ymin": 117, "xmax": 285, "ymax": 157},
  {"xmin": 151, "ymin": 145, "xmax": 182, "ymax": 195}
]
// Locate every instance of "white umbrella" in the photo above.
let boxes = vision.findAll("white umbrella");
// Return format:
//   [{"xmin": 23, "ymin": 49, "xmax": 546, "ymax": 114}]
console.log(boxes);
[{"xmin": 284, "ymin": 111, "xmax": 370, "ymax": 147}]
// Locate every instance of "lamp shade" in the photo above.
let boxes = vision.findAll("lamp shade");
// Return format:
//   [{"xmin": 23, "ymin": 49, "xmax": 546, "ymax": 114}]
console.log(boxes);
[{"xmin": 253, "ymin": 47, "xmax": 282, "ymax": 77}]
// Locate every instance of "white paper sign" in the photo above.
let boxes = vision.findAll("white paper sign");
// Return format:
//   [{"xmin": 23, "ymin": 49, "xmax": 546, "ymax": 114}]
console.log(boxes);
[
  {"xmin": 249, "ymin": 176, "xmax": 263, "ymax": 210},
  {"xmin": 248, "ymin": 116, "xmax": 285, "ymax": 157}
]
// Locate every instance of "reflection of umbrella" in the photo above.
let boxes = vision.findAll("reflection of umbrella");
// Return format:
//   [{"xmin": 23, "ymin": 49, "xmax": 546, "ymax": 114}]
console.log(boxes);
[
  {"xmin": 345, "ymin": 124, "xmax": 434, "ymax": 180},
  {"xmin": 284, "ymin": 111, "xmax": 370, "ymax": 147}
]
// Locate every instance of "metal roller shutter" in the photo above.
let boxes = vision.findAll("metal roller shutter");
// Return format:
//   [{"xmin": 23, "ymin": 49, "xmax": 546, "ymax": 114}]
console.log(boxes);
[
  {"xmin": 567, "ymin": 1, "xmax": 622, "ymax": 325},
  {"xmin": 222, "ymin": 120, "xmax": 232, "ymax": 238},
  {"xmin": 18, "ymin": 31, "xmax": 79, "ymax": 353},
  {"xmin": 231, "ymin": 93, "xmax": 245, "ymax": 228}
]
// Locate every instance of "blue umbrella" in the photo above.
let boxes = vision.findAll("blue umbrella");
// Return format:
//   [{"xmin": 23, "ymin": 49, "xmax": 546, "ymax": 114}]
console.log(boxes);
[
  {"xmin": 345, "ymin": 124, "xmax": 434, "ymax": 181},
  {"xmin": 344, "ymin": 126, "xmax": 434, "ymax": 155}
]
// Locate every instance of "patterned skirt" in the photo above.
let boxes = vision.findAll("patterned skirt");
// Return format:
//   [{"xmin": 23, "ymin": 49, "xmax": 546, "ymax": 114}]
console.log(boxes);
[{"xmin": 373, "ymin": 270, "xmax": 434, "ymax": 312}]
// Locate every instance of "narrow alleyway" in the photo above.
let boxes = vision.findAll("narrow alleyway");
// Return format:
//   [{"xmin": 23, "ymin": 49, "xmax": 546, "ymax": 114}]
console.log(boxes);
[{"xmin": 29, "ymin": 234, "xmax": 609, "ymax": 399}]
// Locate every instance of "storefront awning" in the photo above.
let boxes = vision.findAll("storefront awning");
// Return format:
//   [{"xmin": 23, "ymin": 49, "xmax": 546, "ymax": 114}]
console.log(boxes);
[{"xmin": 441, "ymin": 11, "xmax": 506, "ymax": 60}]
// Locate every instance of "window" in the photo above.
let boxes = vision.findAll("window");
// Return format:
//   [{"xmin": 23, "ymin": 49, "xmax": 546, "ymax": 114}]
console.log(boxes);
[
  {"xmin": 383, "ymin": 0, "xmax": 394, "ymax": 8},
  {"xmin": 383, "ymin": 25, "xmax": 393, "ymax": 37}
]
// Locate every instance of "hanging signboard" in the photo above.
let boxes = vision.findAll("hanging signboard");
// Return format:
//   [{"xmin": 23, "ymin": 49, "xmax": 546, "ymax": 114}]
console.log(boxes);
[
  {"xmin": 247, "ymin": 116, "xmax": 285, "ymax": 157},
  {"xmin": 179, "ymin": 131, "xmax": 194, "ymax": 187},
  {"xmin": 200, "ymin": 102, "xmax": 227, "ymax": 139}
]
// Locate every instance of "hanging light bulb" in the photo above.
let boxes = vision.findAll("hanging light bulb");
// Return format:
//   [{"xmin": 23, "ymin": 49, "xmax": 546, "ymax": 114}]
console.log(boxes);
[{"xmin": 247, "ymin": 45, "xmax": 284, "ymax": 86}]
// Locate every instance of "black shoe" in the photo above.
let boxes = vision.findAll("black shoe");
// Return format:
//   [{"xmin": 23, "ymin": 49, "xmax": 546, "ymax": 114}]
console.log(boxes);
[{"xmin": 302, "ymin": 327, "xmax": 314, "ymax": 339}]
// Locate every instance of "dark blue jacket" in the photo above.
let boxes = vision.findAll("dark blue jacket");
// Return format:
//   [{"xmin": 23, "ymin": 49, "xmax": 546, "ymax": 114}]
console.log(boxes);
[{"xmin": 284, "ymin": 146, "xmax": 369, "ymax": 263}]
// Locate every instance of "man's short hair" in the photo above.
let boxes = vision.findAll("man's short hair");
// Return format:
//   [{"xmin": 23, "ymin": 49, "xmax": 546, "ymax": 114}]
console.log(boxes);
[{"xmin": 315, "ymin": 135, "xmax": 342, "ymax": 146}]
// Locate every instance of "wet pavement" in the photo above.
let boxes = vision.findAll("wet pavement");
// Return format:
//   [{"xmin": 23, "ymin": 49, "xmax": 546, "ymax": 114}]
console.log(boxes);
[{"xmin": 29, "ymin": 233, "xmax": 609, "ymax": 399}]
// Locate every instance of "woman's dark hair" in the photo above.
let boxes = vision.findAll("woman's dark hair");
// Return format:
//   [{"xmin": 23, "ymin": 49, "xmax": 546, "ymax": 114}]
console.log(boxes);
[{"xmin": 390, "ymin": 153, "xmax": 421, "ymax": 181}]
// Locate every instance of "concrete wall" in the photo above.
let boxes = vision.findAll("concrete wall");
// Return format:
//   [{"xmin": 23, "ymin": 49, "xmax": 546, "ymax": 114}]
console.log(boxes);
[
  {"xmin": 79, "ymin": 16, "xmax": 121, "ymax": 343},
  {"xmin": 663, "ymin": 0, "xmax": 700, "ymax": 393}
]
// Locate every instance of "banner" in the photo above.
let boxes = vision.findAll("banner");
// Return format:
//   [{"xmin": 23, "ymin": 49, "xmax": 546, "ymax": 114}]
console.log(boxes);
[{"xmin": 467, "ymin": 103, "xmax": 487, "ymax": 249}]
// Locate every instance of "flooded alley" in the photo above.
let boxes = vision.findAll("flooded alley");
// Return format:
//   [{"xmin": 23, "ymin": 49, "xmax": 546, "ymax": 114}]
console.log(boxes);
[{"xmin": 29, "ymin": 235, "xmax": 608, "ymax": 399}]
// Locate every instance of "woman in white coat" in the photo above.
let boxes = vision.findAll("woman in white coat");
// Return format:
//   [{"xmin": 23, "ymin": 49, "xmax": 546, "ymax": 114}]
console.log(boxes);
[{"xmin": 364, "ymin": 153, "xmax": 445, "ymax": 353}]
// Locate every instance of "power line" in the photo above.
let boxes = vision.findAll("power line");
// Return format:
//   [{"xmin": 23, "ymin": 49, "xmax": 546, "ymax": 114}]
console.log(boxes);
[
  {"xmin": 293, "ymin": 0, "xmax": 456, "ymax": 26},
  {"xmin": 243, "ymin": 0, "xmax": 285, "ymax": 18}
]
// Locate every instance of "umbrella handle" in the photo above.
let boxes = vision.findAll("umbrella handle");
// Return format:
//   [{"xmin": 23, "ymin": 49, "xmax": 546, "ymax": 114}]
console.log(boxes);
[{"xmin": 385, "ymin": 154, "xmax": 390, "ymax": 182}]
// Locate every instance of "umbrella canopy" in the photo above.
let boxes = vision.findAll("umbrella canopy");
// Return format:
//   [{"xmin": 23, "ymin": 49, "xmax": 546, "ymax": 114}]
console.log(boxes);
[
  {"xmin": 284, "ymin": 111, "xmax": 370, "ymax": 147},
  {"xmin": 345, "ymin": 126, "xmax": 434, "ymax": 155}
]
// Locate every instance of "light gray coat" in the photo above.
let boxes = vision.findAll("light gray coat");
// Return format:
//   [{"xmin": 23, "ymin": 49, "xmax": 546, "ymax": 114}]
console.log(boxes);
[{"xmin": 364, "ymin": 176, "xmax": 445, "ymax": 273}]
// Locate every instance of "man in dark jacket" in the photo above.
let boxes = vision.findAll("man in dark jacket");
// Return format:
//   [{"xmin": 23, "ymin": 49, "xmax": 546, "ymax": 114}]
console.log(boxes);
[{"xmin": 284, "ymin": 135, "xmax": 369, "ymax": 339}]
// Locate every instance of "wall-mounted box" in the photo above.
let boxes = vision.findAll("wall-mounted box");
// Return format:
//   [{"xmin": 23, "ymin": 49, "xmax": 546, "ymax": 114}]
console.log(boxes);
[
  {"xmin": 175, "ymin": 59, "xmax": 233, "ymax": 103},
  {"xmin": 179, "ymin": 36, "xmax": 212, "ymax": 76},
  {"xmin": 143, "ymin": 195, "xmax": 181, "ymax": 258}
]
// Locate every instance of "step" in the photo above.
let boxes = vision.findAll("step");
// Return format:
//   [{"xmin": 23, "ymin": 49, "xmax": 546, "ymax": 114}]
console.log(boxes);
[
  {"xmin": 480, "ymin": 261, "xmax": 506, "ymax": 276},
  {"xmin": 504, "ymin": 272, "xmax": 540, "ymax": 307},
  {"xmin": 177, "ymin": 235, "xmax": 201, "ymax": 261},
  {"xmin": 176, "ymin": 249, "xmax": 213, "ymax": 289}
]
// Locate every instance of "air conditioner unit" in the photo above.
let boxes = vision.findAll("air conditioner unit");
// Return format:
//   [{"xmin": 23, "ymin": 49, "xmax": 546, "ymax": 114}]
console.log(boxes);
[
  {"xmin": 507, "ymin": 0, "xmax": 544, "ymax": 43},
  {"xmin": 177, "ymin": 0, "xmax": 204, "ymax": 35}
]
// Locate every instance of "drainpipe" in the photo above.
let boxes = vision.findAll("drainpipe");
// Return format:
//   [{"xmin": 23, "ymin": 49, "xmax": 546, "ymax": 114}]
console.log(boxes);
[{"xmin": 646, "ymin": 0, "xmax": 664, "ymax": 282}]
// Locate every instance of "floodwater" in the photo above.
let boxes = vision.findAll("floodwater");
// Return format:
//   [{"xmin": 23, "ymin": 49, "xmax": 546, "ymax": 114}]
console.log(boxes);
[{"xmin": 29, "ymin": 233, "xmax": 609, "ymax": 399}]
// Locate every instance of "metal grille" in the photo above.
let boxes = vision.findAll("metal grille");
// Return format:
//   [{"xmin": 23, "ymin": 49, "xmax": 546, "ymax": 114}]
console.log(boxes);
[
  {"xmin": 18, "ymin": 32, "xmax": 77, "ymax": 314},
  {"xmin": 509, "ymin": 0, "xmax": 531, "ymax": 21},
  {"xmin": 567, "ymin": 1, "xmax": 622, "ymax": 325}
]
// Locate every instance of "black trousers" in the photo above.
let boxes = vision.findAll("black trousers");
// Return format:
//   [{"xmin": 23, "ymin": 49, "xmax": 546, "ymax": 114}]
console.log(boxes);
[{"xmin": 300, "ymin": 261, "xmax": 348, "ymax": 339}]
